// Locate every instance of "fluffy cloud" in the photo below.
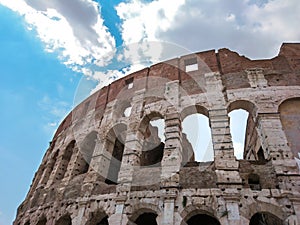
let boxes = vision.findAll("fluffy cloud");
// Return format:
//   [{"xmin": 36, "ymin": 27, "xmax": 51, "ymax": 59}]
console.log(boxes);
[
  {"xmin": 0, "ymin": 0, "xmax": 116, "ymax": 73},
  {"xmin": 116, "ymin": 0, "xmax": 300, "ymax": 59}
]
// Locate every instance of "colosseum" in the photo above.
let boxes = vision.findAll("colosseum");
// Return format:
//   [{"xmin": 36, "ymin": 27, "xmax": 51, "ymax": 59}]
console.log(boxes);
[{"xmin": 15, "ymin": 43, "xmax": 300, "ymax": 225}]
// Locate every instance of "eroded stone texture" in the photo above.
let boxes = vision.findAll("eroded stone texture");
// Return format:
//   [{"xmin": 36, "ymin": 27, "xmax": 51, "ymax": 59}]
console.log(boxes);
[{"xmin": 15, "ymin": 43, "xmax": 300, "ymax": 225}]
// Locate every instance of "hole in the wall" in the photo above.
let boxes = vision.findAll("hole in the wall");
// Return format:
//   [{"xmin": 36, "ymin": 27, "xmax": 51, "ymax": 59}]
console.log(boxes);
[
  {"xmin": 182, "ymin": 114, "xmax": 213, "ymax": 162},
  {"xmin": 123, "ymin": 106, "xmax": 132, "ymax": 117},
  {"xmin": 184, "ymin": 57, "xmax": 198, "ymax": 72},
  {"xmin": 229, "ymin": 109, "xmax": 249, "ymax": 159}
]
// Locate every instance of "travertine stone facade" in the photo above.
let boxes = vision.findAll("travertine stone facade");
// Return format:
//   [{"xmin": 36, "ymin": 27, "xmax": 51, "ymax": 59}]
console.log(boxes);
[{"xmin": 15, "ymin": 43, "xmax": 300, "ymax": 225}]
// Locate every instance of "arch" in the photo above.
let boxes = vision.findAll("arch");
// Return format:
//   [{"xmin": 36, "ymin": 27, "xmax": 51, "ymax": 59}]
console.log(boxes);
[
  {"xmin": 56, "ymin": 214, "xmax": 72, "ymax": 225},
  {"xmin": 113, "ymin": 98, "xmax": 132, "ymax": 119},
  {"xmin": 105, "ymin": 123, "xmax": 127, "ymax": 184},
  {"xmin": 139, "ymin": 111, "xmax": 164, "ymax": 134},
  {"xmin": 228, "ymin": 100, "xmax": 259, "ymax": 160},
  {"xmin": 248, "ymin": 173, "xmax": 261, "ymax": 190},
  {"xmin": 85, "ymin": 209, "xmax": 109, "ymax": 225},
  {"xmin": 40, "ymin": 149, "xmax": 59, "ymax": 186},
  {"xmin": 243, "ymin": 202, "xmax": 286, "ymax": 222},
  {"xmin": 227, "ymin": 100, "xmax": 257, "ymax": 114},
  {"xmin": 56, "ymin": 140, "xmax": 75, "ymax": 181},
  {"xmin": 36, "ymin": 216, "xmax": 47, "ymax": 225},
  {"xmin": 180, "ymin": 104, "xmax": 209, "ymax": 121},
  {"xmin": 75, "ymin": 131, "xmax": 98, "ymax": 175},
  {"xmin": 279, "ymin": 97, "xmax": 300, "ymax": 158},
  {"xmin": 186, "ymin": 214, "xmax": 220, "ymax": 225},
  {"xmin": 135, "ymin": 213, "xmax": 157, "ymax": 225},
  {"xmin": 181, "ymin": 105, "xmax": 212, "ymax": 163},
  {"xmin": 249, "ymin": 212, "xmax": 283, "ymax": 225},
  {"xmin": 180, "ymin": 204, "xmax": 218, "ymax": 225},
  {"xmin": 128, "ymin": 203, "xmax": 161, "ymax": 225},
  {"xmin": 138, "ymin": 112, "xmax": 165, "ymax": 167}
]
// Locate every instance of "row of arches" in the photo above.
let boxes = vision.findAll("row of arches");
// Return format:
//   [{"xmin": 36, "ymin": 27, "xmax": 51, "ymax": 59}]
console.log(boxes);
[
  {"xmin": 40, "ymin": 97, "xmax": 299, "ymax": 186},
  {"xmin": 23, "ymin": 211, "xmax": 284, "ymax": 225}
]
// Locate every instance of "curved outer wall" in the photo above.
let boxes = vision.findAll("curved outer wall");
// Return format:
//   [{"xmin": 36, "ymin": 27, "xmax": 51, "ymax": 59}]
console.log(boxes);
[{"xmin": 15, "ymin": 43, "xmax": 300, "ymax": 225}]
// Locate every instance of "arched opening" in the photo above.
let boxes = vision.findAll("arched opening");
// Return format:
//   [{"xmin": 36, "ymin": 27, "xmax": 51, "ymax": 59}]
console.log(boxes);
[
  {"xmin": 56, "ymin": 214, "xmax": 72, "ymax": 225},
  {"xmin": 228, "ymin": 109, "xmax": 249, "ymax": 159},
  {"xmin": 249, "ymin": 212, "xmax": 283, "ymax": 225},
  {"xmin": 248, "ymin": 173, "xmax": 261, "ymax": 191},
  {"xmin": 181, "ymin": 105, "xmax": 212, "ymax": 164},
  {"xmin": 113, "ymin": 99, "xmax": 132, "ymax": 118},
  {"xmin": 56, "ymin": 140, "xmax": 75, "ymax": 181},
  {"xmin": 40, "ymin": 149, "xmax": 59, "ymax": 185},
  {"xmin": 135, "ymin": 213, "xmax": 158, "ymax": 225},
  {"xmin": 36, "ymin": 216, "xmax": 47, "ymax": 225},
  {"xmin": 279, "ymin": 98, "xmax": 300, "ymax": 159},
  {"xmin": 182, "ymin": 114, "xmax": 212, "ymax": 163},
  {"xmin": 228, "ymin": 100, "xmax": 259, "ymax": 160},
  {"xmin": 140, "ymin": 117, "xmax": 165, "ymax": 167},
  {"xmin": 75, "ymin": 131, "xmax": 98, "ymax": 175},
  {"xmin": 85, "ymin": 210, "xmax": 109, "ymax": 225},
  {"xmin": 186, "ymin": 214, "xmax": 220, "ymax": 225},
  {"xmin": 105, "ymin": 124, "xmax": 127, "ymax": 184}
]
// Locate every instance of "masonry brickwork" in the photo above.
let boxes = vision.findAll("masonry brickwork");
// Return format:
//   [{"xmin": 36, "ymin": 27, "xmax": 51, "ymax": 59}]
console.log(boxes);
[{"xmin": 15, "ymin": 43, "xmax": 300, "ymax": 225}]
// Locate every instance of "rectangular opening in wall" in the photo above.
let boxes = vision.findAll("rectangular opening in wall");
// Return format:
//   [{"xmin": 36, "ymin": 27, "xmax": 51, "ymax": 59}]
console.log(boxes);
[
  {"xmin": 125, "ymin": 77, "xmax": 134, "ymax": 89},
  {"xmin": 184, "ymin": 57, "xmax": 198, "ymax": 72}
]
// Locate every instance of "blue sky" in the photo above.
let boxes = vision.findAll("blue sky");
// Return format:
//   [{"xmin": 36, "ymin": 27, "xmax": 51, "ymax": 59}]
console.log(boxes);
[{"xmin": 0, "ymin": 0, "xmax": 299, "ymax": 224}]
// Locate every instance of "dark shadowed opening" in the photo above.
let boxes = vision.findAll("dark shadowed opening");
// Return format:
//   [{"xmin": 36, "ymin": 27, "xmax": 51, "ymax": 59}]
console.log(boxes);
[
  {"xmin": 249, "ymin": 212, "xmax": 283, "ymax": 225},
  {"xmin": 135, "ymin": 213, "xmax": 158, "ymax": 225},
  {"xmin": 187, "ymin": 214, "xmax": 220, "ymax": 225},
  {"xmin": 105, "ymin": 138, "xmax": 124, "ymax": 184}
]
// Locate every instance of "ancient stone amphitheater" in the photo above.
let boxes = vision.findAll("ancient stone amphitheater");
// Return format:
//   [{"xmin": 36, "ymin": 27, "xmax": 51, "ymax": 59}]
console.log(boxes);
[{"xmin": 15, "ymin": 43, "xmax": 300, "ymax": 225}]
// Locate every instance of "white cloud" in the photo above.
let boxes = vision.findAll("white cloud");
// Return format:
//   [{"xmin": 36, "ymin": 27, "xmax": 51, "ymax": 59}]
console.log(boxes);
[
  {"xmin": 0, "ymin": 0, "xmax": 116, "ymax": 73},
  {"xmin": 116, "ymin": 0, "xmax": 300, "ymax": 59}
]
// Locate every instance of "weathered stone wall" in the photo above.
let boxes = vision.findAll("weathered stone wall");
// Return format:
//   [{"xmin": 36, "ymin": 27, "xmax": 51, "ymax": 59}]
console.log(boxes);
[{"xmin": 15, "ymin": 43, "xmax": 300, "ymax": 225}]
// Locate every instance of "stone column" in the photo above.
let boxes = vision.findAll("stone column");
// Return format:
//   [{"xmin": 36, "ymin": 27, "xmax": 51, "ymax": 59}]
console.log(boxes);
[
  {"xmin": 85, "ymin": 138, "xmax": 112, "ymax": 183},
  {"xmin": 160, "ymin": 80, "xmax": 182, "ymax": 188},
  {"xmin": 108, "ymin": 197, "xmax": 128, "ymax": 225},
  {"xmin": 205, "ymin": 72, "xmax": 241, "ymax": 187},
  {"xmin": 161, "ymin": 110, "xmax": 182, "ymax": 188},
  {"xmin": 161, "ymin": 190, "xmax": 177, "ymax": 225},
  {"xmin": 257, "ymin": 113, "xmax": 298, "ymax": 171},
  {"xmin": 117, "ymin": 89, "xmax": 145, "ymax": 192}
]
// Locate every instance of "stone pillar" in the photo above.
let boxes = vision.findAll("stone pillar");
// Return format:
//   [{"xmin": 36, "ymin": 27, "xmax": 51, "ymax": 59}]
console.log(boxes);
[
  {"xmin": 257, "ymin": 113, "xmax": 298, "ymax": 174},
  {"xmin": 117, "ymin": 89, "xmax": 145, "ymax": 192},
  {"xmin": 161, "ymin": 110, "xmax": 182, "ymax": 188},
  {"xmin": 161, "ymin": 190, "xmax": 177, "ymax": 225},
  {"xmin": 223, "ymin": 192, "xmax": 241, "ymax": 225},
  {"xmin": 117, "ymin": 130, "xmax": 143, "ymax": 190},
  {"xmin": 205, "ymin": 72, "xmax": 241, "ymax": 187},
  {"xmin": 108, "ymin": 197, "xmax": 128, "ymax": 225},
  {"xmin": 85, "ymin": 138, "xmax": 112, "ymax": 183}
]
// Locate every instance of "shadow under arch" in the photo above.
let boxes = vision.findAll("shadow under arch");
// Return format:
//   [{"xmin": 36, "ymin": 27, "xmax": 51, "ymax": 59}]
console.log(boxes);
[
  {"xmin": 249, "ymin": 212, "xmax": 283, "ymax": 225},
  {"xmin": 180, "ymin": 104, "xmax": 212, "ymax": 163},
  {"xmin": 127, "ymin": 203, "xmax": 161, "ymax": 225},
  {"xmin": 137, "ymin": 111, "xmax": 165, "ymax": 167},
  {"xmin": 242, "ymin": 201, "xmax": 287, "ymax": 223},
  {"xmin": 180, "ymin": 104, "xmax": 209, "ymax": 121},
  {"xmin": 104, "ymin": 122, "xmax": 128, "ymax": 184},
  {"xmin": 56, "ymin": 214, "xmax": 72, "ymax": 225},
  {"xmin": 85, "ymin": 209, "xmax": 109, "ymax": 225},
  {"xmin": 36, "ymin": 215, "xmax": 47, "ymax": 225},
  {"xmin": 227, "ymin": 99, "xmax": 257, "ymax": 114},
  {"xmin": 278, "ymin": 97, "xmax": 300, "ymax": 158},
  {"xmin": 75, "ymin": 131, "xmax": 98, "ymax": 175},
  {"xmin": 180, "ymin": 204, "xmax": 220, "ymax": 225},
  {"xmin": 227, "ymin": 100, "xmax": 260, "ymax": 160}
]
